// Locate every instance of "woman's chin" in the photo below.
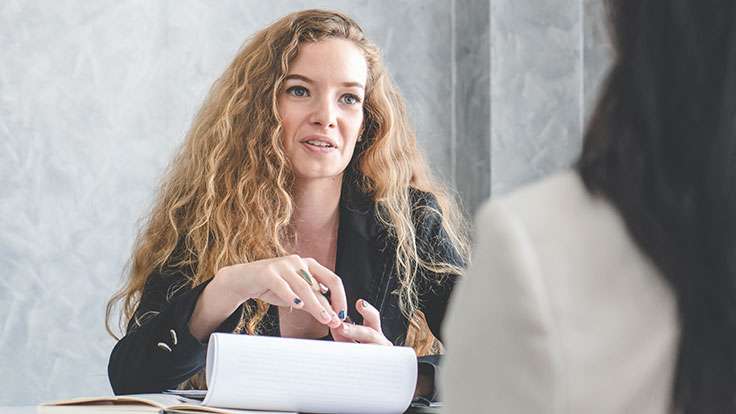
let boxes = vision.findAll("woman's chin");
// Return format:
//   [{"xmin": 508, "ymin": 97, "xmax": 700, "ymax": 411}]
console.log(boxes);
[{"xmin": 293, "ymin": 169, "xmax": 346, "ymax": 182}]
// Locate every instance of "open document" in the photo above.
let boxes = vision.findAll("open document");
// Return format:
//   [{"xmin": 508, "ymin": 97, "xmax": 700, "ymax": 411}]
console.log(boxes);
[{"xmin": 203, "ymin": 333, "xmax": 418, "ymax": 413}]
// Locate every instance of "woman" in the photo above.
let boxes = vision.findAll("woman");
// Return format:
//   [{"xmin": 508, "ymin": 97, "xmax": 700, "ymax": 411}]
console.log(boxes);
[
  {"xmin": 443, "ymin": 0, "xmax": 736, "ymax": 413},
  {"xmin": 106, "ymin": 9, "xmax": 468, "ymax": 395}
]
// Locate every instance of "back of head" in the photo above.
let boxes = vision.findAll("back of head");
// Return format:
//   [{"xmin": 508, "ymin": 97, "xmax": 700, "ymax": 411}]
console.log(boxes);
[{"xmin": 578, "ymin": 0, "xmax": 736, "ymax": 411}]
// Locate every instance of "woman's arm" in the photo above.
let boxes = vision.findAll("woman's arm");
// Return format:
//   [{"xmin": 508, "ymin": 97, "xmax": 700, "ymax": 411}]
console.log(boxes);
[
  {"xmin": 109, "ymin": 255, "xmax": 348, "ymax": 394},
  {"xmin": 108, "ymin": 270, "xmax": 242, "ymax": 395}
]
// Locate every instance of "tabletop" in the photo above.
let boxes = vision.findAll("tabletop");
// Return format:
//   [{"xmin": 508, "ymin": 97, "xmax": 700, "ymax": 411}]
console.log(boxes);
[{"xmin": 2, "ymin": 407, "xmax": 440, "ymax": 414}]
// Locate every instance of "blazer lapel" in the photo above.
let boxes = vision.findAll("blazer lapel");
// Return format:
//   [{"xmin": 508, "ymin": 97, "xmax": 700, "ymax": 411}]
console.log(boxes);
[{"xmin": 335, "ymin": 187, "xmax": 386, "ymax": 325}]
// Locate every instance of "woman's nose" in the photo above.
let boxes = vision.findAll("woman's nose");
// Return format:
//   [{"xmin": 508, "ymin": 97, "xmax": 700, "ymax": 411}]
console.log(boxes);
[{"xmin": 309, "ymin": 98, "xmax": 337, "ymax": 128}]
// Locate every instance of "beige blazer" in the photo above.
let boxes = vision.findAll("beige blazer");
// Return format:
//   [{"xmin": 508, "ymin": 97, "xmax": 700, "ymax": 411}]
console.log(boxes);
[{"xmin": 442, "ymin": 170, "xmax": 679, "ymax": 414}]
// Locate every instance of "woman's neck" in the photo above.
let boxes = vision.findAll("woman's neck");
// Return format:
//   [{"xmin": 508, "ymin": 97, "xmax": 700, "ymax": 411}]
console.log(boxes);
[{"xmin": 292, "ymin": 176, "xmax": 342, "ymax": 242}]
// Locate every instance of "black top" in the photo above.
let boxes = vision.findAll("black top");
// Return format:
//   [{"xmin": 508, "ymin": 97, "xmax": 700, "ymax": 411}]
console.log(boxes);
[{"xmin": 108, "ymin": 186, "xmax": 463, "ymax": 395}]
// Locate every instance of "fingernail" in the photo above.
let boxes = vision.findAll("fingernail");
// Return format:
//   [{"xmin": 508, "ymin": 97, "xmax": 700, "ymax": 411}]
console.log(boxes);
[
  {"xmin": 358, "ymin": 299, "xmax": 365, "ymax": 309},
  {"xmin": 293, "ymin": 298, "xmax": 302, "ymax": 305},
  {"xmin": 338, "ymin": 310, "xmax": 346, "ymax": 320}
]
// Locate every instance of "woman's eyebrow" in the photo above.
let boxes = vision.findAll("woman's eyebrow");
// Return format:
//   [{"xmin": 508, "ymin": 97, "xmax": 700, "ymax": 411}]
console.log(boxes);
[
  {"xmin": 341, "ymin": 81, "xmax": 365, "ymax": 90},
  {"xmin": 284, "ymin": 74, "xmax": 313, "ymax": 83},
  {"xmin": 284, "ymin": 74, "xmax": 364, "ymax": 90}
]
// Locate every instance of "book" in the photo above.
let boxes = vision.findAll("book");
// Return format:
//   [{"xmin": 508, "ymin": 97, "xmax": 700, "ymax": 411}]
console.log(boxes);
[
  {"xmin": 45, "ymin": 333, "xmax": 418, "ymax": 414},
  {"xmin": 42, "ymin": 393, "xmax": 288, "ymax": 413}
]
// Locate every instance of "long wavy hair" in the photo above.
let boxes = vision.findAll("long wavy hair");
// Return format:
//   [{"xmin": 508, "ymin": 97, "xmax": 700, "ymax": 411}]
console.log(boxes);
[
  {"xmin": 578, "ymin": 0, "xmax": 736, "ymax": 411},
  {"xmin": 106, "ymin": 9, "xmax": 468, "ymax": 359}
]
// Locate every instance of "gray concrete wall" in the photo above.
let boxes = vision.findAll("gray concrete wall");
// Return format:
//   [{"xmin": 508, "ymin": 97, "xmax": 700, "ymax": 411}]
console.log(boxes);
[
  {"xmin": 583, "ymin": 0, "xmax": 614, "ymax": 124},
  {"xmin": 489, "ymin": 0, "xmax": 613, "ymax": 196},
  {"xmin": 454, "ymin": 0, "xmax": 491, "ymax": 212},
  {"xmin": 490, "ymin": 0, "xmax": 583, "ymax": 195}
]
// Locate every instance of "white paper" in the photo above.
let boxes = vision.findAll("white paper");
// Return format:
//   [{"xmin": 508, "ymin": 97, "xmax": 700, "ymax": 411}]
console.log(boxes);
[{"xmin": 203, "ymin": 333, "xmax": 417, "ymax": 414}]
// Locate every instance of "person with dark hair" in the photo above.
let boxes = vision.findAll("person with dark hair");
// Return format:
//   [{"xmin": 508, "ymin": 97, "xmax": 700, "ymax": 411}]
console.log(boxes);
[{"xmin": 442, "ymin": 0, "xmax": 736, "ymax": 412}]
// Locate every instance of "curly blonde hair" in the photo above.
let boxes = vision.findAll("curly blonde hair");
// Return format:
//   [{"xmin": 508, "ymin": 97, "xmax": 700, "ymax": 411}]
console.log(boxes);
[{"xmin": 106, "ymin": 9, "xmax": 468, "ymax": 366}]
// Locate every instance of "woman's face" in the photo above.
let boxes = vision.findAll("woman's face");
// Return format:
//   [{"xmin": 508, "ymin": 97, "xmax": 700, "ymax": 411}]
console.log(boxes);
[{"xmin": 278, "ymin": 38, "xmax": 368, "ymax": 181}]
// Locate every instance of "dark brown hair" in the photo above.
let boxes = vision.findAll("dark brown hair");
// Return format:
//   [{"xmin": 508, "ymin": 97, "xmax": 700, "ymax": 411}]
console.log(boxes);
[{"xmin": 578, "ymin": 1, "xmax": 736, "ymax": 411}]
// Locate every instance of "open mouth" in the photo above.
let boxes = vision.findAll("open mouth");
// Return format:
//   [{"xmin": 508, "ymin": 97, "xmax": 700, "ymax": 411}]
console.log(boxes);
[{"xmin": 304, "ymin": 139, "xmax": 336, "ymax": 149}]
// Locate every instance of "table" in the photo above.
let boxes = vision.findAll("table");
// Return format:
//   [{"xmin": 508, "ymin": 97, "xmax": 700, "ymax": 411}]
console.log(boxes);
[{"xmin": 1, "ymin": 407, "xmax": 440, "ymax": 414}]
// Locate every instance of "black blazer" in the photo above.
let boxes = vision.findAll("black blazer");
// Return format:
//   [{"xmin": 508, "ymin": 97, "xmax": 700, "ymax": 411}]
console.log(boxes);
[{"xmin": 108, "ymin": 187, "xmax": 462, "ymax": 395}]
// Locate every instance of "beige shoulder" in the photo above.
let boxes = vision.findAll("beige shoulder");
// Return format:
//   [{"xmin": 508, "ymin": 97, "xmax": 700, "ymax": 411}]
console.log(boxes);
[{"xmin": 476, "ymin": 170, "xmax": 617, "ymax": 243}]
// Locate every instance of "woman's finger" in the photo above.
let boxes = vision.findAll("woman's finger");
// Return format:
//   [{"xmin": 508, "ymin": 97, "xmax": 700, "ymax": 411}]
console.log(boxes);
[
  {"xmin": 279, "ymin": 261, "xmax": 337, "ymax": 326},
  {"xmin": 356, "ymin": 299, "xmax": 382, "ymax": 332},
  {"xmin": 338, "ymin": 323, "xmax": 392, "ymax": 346},
  {"xmin": 314, "ymin": 291, "xmax": 343, "ymax": 329},
  {"xmin": 303, "ymin": 257, "xmax": 348, "ymax": 322},
  {"xmin": 259, "ymin": 270, "xmax": 305, "ymax": 309},
  {"xmin": 329, "ymin": 324, "xmax": 353, "ymax": 343}
]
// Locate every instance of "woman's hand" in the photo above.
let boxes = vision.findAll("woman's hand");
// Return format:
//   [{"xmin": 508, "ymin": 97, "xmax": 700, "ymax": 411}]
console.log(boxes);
[
  {"xmin": 189, "ymin": 255, "xmax": 346, "ymax": 341},
  {"xmin": 331, "ymin": 299, "xmax": 392, "ymax": 346}
]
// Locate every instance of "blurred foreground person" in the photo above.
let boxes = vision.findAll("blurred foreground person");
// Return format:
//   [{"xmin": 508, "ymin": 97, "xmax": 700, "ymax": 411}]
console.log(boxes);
[{"xmin": 443, "ymin": 0, "xmax": 736, "ymax": 412}]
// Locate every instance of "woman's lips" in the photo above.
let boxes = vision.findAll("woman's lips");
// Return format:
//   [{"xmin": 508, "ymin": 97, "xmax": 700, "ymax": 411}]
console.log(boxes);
[{"xmin": 301, "ymin": 140, "xmax": 337, "ymax": 154}]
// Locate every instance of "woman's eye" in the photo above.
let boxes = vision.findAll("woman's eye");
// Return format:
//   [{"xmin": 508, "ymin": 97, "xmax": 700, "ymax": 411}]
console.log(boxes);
[
  {"xmin": 340, "ymin": 94, "xmax": 362, "ymax": 105},
  {"xmin": 286, "ymin": 86, "xmax": 309, "ymax": 97}
]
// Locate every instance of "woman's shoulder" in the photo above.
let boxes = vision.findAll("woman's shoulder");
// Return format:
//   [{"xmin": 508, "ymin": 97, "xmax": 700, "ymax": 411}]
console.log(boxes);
[
  {"xmin": 407, "ymin": 187, "xmax": 445, "ymax": 233},
  {"xmin": 477, "ymin": 169, "xmax": 615, "ymax": 235},
  {"xmin": 408, "ymin": 186, "xmax": 438, "ymax": 205},
  {"xmin": 474, "ymin": 169, "xmax": 646, "ymax": 284},
  {"xmin": 490, "ymin": 169, "xmax": 587, "ymax": 210},
  {"xmin": 407, "ymin": 188, "xmax": 466, "ymax": 265},
  {"xmin": 408, "ymin": 187, "xmax": 441, "ymax": 216}
]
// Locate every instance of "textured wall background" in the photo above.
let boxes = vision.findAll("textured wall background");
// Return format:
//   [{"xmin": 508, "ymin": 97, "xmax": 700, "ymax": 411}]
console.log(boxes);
[
  {"xmin": 490, "ymin": 0, "xmax": 583, "ymax": 195},
  {"xmin": 583, "ymin": 0, "xmax": 613, "ymax": 124},
  {"xmin": 0, "ymin": 0, "xmax": 490, "ymax": 405},
  {"xmin": 0, "ymin": 0, "xmax": 612, "ymax": 406},
  {"xmin": 490, "ymin": 0, "xmax": 612, "ymax": 195}
]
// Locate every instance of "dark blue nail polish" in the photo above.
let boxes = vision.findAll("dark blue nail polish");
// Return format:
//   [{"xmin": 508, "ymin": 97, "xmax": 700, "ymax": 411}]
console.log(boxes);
[
  {"xmin": 338, "ymin": 310, "xmax": 346, "ymax": 320},
  {"xmin": 293, "ymin": 298, "xmax": 302, "ymax": 305}
]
